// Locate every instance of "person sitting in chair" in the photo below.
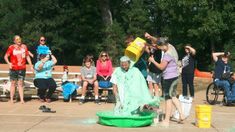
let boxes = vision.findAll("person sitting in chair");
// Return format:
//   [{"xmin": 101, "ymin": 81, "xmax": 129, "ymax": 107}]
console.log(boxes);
[
  {"xmin": 96, "ymin": 51, "xmax": 113, "ymax": 82},
  {"xmin": 80, "ymin": 55, "xmax": 100, "ymax": 105},
  {"xmin": 212, "ymin": 51, "xmax": 235, "ymax": 101}
]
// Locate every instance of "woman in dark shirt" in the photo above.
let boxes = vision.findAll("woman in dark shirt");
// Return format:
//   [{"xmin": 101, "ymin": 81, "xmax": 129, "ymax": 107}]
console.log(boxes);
[{"xmin": 181, "ymin": 44, "xmax": 196, "ymax": 98}]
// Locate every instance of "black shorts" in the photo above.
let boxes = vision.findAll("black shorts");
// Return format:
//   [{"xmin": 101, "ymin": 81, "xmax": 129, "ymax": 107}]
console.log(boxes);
[
  {"xmin": 34, "ymin": 78, "xmax": 57, "ymax": 89},
  {"xmin": 9, "ymin": 69, "xmax": 26, "ymax": 81},
  {"xmin": 162, "ymin": 77, "xmax": 178, "ymax": 100}
]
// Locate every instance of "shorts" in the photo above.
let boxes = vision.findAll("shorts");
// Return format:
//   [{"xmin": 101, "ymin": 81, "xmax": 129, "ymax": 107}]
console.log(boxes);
[
  {"xmin": 162, "ymin": 77, "xmax": 178, "ymax": 100},
  {"xmin": 81, "ymin": 80, "xmax": 98, "ymax": 89},
  {"xmin": 9, "ymin": 69, "xmax": 26, "ymax": 81},
  {"xmin": 147, "ymin": 72, "xmax": 162, "ymax": 84}
]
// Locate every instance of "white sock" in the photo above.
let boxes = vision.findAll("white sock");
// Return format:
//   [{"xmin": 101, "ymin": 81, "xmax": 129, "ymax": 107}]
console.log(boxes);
[
  {"xmin": 95, "ymin": 95, "xmax": 98, "ymax": 100},
  {"xmin": 81, "ymin": 96, "xmax": 85, "ymax": 99}
]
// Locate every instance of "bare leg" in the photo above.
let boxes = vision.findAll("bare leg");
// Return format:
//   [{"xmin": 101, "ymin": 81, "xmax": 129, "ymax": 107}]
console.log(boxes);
[
  {"xmin": 161, "ymin": 99, "xmax": 172, "ymax": 126},
  {"xmin": 172, "ymin": 97, "xmax": 185, "ymax": 120},
  {"xmin": 94, "ymin": 81, "xmax": 99, "ymax": 96},
  {"xmin": 17, "ymin": 80, "xmax": 24, "ymax": 104},
  {"xmin": 82, "ymin": 81, "xmax": 88, "ymax": 97},
  {"xmin": 148, "ymin": 82, "xmax": 154, "ymax": 96},
  {"xmin": 154, "ymin": 83, "xmax": 159, "ymax": 96},
  {"xmin": 10, "ymin": 80, "xmax": 16, "ymax": 103}
]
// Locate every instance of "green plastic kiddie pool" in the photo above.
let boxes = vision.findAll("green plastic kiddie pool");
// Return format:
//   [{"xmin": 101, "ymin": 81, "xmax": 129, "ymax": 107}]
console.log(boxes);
[{"xmin": 96, "ymin": 111, "xmax": 155, "ymax": 128}]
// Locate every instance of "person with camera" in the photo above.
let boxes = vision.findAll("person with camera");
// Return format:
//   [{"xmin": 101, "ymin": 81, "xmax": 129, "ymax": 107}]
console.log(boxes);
[
  {"xmin": 212, "ymin": 51, "xmax": 235, "ymax": 101},
  {"xmin": 33, "ymin": 53, "xmax": 57, "ymax": 103}
]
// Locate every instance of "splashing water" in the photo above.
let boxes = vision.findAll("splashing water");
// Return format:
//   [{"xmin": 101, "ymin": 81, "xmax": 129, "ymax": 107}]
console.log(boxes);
[{"xmin": 70, "ymin": 118, "xmax": 97, "ymax": 125}]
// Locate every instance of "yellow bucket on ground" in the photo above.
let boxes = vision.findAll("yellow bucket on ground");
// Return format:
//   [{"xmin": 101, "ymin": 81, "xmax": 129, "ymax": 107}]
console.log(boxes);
[
  {"xmin": 195, "ymin": 105, "xmax": 212, "ymax": 128},
  {"xmin": 125, "ymin": 37, "xmax": 146, "ymax": 62}
]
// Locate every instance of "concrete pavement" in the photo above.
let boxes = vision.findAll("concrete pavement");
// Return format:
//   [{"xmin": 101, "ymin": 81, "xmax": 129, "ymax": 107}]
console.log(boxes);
[{"xmin": 0, "ymin": 89, "xmax": 235, "ymax": 132}]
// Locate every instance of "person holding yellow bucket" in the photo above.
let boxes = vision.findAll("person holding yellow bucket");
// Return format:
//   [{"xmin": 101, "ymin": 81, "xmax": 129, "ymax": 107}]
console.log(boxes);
[
  {"xmin": 144, "ymin": 32, "xmax": 164, "ymax": 97},
  {"xmin": 148, "ymin": 36, "xmax": 185, "ymax": 127}
]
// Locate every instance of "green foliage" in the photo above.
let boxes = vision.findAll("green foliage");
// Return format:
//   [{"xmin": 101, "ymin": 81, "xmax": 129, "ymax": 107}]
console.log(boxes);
[
  {"xmin": 121, "ymin": 0, "xmax": 151, "ymax": 36},
  {"xmin": 0, "ymin": 0, "xmax": 234, "ymax": 70},
  {"xmin": 101, "ymin": 20, "xmax": 126, "ymax": 65}
]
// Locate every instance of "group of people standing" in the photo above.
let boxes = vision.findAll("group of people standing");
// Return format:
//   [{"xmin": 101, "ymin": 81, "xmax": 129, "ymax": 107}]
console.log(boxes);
[
  {"xmin": 3, "ymin": 34, "xmax": 196, "ymax": 125},
  {"xmin": 4, "ymin": 35, "xmax": 57, "ymax": 103},
  {"xmin": 144, "ymin": 33, "xmax": 196, "ymax": 126},
  {"xmin": 5, "ymin": 33, "xmax": 234, "ymax": 127},
  {"xmin": 107, "ymin": 32, "xmax": 197, "ymax": 126},
  {"xmin": 3, "ymin": 34, "xmax": 114, "ymax": 105}
]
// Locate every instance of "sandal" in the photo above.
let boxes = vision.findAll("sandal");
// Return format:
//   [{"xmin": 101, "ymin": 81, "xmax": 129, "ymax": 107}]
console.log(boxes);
[
  {"xmin": 178, "ymin": 117, "xmax": 187, "ymax": 124},
  {"xmin": 42, "ymin": 108, "xmax": 56, "ymax": 113},
  {"xmin": 39, "ymin": 105, "xmax": 47, "ymax": 110},
  {"xmin": 39, "ymin": 105, "xmax": 56, "ymax": 113}
]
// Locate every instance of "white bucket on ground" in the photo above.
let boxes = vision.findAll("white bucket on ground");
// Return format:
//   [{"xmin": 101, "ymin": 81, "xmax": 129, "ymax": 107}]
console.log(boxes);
[{"xmin": 173, "ymin": 95, "xmax": 193, "ymax": 119}]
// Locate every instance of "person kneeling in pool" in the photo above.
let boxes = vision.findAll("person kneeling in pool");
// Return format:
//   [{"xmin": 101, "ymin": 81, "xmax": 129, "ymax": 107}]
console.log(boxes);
[{"xmin": 110, "ymin": 56, "xmax": 159, "ymax": 116}]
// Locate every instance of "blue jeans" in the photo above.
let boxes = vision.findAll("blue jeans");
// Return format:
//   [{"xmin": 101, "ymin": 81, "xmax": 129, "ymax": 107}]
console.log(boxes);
[{"xmin": 214, "ymin": 79, "xmax": 235, "ymax": 100}]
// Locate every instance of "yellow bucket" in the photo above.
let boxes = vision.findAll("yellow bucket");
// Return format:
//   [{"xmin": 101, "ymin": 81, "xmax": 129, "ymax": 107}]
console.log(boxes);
[
  {"xmin": 195, "ymin": 105, "xmax": 212, "ymax": 128},
  {"xmin": 125, "ymin": 37, "xmax": 146, "ymax": 62},
  {"xmin": 195, "ymin": 120, "xmax": 211, "ymax": 128}
]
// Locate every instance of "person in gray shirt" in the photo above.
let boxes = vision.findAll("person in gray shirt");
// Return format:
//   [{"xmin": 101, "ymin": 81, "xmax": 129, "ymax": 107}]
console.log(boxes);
[{"xmin": 80, "ymin": 55, "xmax": 100, "ymax": 104}]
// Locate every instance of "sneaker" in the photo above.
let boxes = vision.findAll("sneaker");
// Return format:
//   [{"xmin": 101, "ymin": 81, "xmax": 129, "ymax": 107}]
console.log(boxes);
[
  {"xmin": 95, "ymin": 99, "xmax": 101, "ymax": 105},
  {"xmin": 79, "ymin": 99, "xmax": 85, "ymax": 104}
]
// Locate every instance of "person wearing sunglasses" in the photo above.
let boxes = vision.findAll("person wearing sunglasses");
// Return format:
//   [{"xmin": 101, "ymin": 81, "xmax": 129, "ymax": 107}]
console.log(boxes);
[
  {"xmin": 29, "ymin": 36, "xmax": 51, "ymax": 64},
  {"xmin": 4, "ymin": 35, "xmax": 33, "ymax": 104},
  {"xmin": 96, "ymin": 51, "xmax": 113, "ymax": 82},
  {"xmin": 96, "ymin": 51, "xmax": 114, "ymax": 102}
]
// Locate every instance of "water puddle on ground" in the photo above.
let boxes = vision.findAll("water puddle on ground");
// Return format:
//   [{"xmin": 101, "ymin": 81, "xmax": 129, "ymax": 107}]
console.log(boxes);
[{"xmin": 69, "ymin": 118, "xmax": 98, "ymax": 125}]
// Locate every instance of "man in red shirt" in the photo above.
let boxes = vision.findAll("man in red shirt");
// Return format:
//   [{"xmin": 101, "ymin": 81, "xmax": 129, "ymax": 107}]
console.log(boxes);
[{"xmin": 4, "ymin": 35, "xmax": 33, "ymax": 104}]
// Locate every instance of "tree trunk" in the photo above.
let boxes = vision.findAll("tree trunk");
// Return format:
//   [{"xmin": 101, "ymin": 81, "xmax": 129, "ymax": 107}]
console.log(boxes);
[{"xmin": 99, "ymin": 0, "xmax": 113, "ymax": 26}]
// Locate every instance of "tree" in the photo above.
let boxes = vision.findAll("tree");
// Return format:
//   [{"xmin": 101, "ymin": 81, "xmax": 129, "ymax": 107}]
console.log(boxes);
[
  {"xmin": 0, "ymin": 0, "xmax": 234, "ymax": 70},
  {"xmin": 0, "ymin": 0, "xmax": 27, "ymax": 62}
]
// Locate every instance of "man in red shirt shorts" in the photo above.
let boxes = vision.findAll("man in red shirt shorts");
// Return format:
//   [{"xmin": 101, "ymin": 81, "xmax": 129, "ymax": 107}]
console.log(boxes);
[{"xmin": 4, "ymin": 35, "xmax": 33, "ymax": 104}]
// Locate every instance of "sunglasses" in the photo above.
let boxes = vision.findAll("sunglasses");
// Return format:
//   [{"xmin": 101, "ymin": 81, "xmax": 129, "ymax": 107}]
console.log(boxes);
[{"xmin": 101, "ymin": 54, "xmax": 107, "ymax": 57}]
